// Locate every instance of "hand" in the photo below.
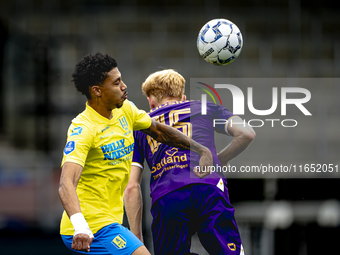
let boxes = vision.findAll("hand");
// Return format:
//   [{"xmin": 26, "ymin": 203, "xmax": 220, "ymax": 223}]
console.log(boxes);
[
  {"xmin": 193, "ymin": 148, "xmax": 213, "ymax": 179},
  {"xmin": 72, "ymin": 232, "xmax": 94, "ymax": 252}
]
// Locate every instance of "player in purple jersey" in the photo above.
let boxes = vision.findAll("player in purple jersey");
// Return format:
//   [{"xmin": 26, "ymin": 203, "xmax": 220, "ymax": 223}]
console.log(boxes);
[{"xmin": 124, "ymin": 69, "xmax": 255, "ymax": 255}]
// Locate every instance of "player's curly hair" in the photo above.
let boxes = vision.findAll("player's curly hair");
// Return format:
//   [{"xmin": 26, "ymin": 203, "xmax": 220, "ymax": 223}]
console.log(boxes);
[
  {"xmin": 71, "ymin": 53, "xmax": 117, "ymax": 99},
  {"xmin": 142, "ymin": 69, "xmax": 185, "ymax": 103}
]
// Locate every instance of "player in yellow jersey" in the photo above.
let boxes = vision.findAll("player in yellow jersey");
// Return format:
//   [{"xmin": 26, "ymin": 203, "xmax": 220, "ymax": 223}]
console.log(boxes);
[{"xmin": 58, "ymin": 53, "xmax": 213, "ymax": 255}]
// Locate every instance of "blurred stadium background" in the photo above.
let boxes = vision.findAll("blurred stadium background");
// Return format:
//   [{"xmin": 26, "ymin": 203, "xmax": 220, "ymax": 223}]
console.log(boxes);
[{"xmin": 0, "ymin": 0, "xmax": 339, "ymax": 254}]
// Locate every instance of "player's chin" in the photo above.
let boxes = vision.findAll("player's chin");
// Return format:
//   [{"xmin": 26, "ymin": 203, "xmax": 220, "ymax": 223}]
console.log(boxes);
[{"xmin": 116, "ymin": 100, "xmax": 125, "ymax": 109}]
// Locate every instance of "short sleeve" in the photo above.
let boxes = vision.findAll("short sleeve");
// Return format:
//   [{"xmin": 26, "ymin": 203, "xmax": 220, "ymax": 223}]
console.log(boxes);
[
  {"xmin": 132, "ymin": 131, "xmax": 145, "ymax": 169},
  {"xmin": 129, "ymin": 101, "xmax": 152, "ymax": 131},
  {"xmin": 211, "ymin": 103, "xmax": 234, "ymax": 135},
  {"xmin": 61, "ymin": 123, "xmax": 94, "ymax": 168}
]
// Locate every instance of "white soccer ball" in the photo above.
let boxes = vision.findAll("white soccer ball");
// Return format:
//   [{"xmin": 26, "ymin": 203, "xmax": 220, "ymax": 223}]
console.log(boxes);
[{"xmin": 197, "ymin": 18, "xmax": 243, "ymax": 66}]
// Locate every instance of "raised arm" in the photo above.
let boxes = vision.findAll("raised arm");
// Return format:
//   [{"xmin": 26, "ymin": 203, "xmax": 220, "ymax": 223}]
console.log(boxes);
[
  {"xmin": 58, "ymin": 162, "xmax": 94, "ymax": 252},
  {"xmin": 217, "ymin": 116, "xmax": 256, "ymax": 167},
  {"xmin": 124, "ymin": 165, "xmax": 144, "ymax": 242},
  {"xmin": 141, "ymin": 119, "xmax": 213, "ymax": 178}
]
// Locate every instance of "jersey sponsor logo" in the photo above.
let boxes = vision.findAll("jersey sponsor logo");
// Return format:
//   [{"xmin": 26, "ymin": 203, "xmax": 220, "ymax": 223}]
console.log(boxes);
[
  {"xmin": 100, "ymin": 139, "xmax": 134, "ymax": 160},
  {"xmin": 111, "ymin": 234, "xmax": 127, "ymax": 249},
  {"xmin": 151, "ymin": 150, "xmax": 188, "ymax": 173},
  {"xmin": 165, "ymin": 148, "xmax": 178, "ymax": 157},
  {"xmin": 228, "ymin": 243, "xmax": 236, "ymax": 251},
  {"xmin": 100, "ymin": 132, "xmax": 114, "ymax": 139},
  {"xmin": 70, "ymin": 127, "xmax": 83, "ymax": 136},
  {"xmin": 101, "ymin": 125, "xmax": 110, "ymax": 133},
  {"xmin": 108, "ymin": 154, "xmax": 132, "ymax": 166},
  {"xmin": 151, "ymin": 149, "xmax": 188, "ymax": 180},
  {"xmin": 64, "ymin": 141, "xmax": 75, "ymax": 155},
  {"xmin": 119, "ymin": 116, "xmax": 129, "ymax": 131},
  {"xmin": 124, "ymin": 130, "xmax": 132, "ymax": 136},
  {"xmin": 153, "ymin": 163, "xmax": 188, "ymax": 180}
]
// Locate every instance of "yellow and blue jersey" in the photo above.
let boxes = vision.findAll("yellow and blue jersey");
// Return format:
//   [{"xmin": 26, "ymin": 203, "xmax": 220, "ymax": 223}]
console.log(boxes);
[{"xmin": 60, "ymin": 100, "xmax": 151, "ymax": 235}]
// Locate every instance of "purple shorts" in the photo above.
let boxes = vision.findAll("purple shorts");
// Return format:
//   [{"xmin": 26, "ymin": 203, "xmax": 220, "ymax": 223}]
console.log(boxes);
[{"xmin": 151, "ymin": 183, "xmax": 244, "ymax": 255}]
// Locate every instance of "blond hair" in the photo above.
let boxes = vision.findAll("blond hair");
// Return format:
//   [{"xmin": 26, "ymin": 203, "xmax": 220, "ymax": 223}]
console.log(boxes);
[{"xmin": 142, "ymin": 69, "xmax": 185, "ymax": 103}]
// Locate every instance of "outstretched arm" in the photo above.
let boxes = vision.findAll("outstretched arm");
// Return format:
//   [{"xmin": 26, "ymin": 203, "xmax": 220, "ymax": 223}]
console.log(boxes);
[
  {"xmin": 217, "ymin": 116, "xmax": 256, "ymax": 167},
  {"xmin": 124, "ymin": 165, "xmax": 144, "ymax": 242},
  {"xmin": 141, "ymin": 119, "xmax": 213, "ymax": 178}
]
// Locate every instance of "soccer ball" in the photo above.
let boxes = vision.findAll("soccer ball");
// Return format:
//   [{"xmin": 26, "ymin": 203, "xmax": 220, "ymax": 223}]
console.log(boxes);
[{"xmin": 197, "ymin": 18, "xmax": 243, "ymax": 66}]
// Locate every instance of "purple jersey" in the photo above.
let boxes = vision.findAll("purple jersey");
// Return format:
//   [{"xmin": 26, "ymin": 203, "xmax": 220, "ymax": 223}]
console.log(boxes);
[{"xmin": 132, "ymin": 100, "xmax": 234, "ymax": 204}]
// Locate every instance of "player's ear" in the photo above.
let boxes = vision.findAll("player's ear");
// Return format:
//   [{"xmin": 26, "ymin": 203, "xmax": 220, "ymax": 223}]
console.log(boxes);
[
  {"xmin": 147, "ymin": 96, "xmax": 158, "ymax": 109},
  {"xmin": 91, "ymin": 86, "xmax": 101, "ymax": 97},
  {"xmin": 147, "ymin": 97, "xmax": 155, "ymax": 109},
  {"xmin": 182, "ymin": 95, "xmax": 186, "ymax": 101}
]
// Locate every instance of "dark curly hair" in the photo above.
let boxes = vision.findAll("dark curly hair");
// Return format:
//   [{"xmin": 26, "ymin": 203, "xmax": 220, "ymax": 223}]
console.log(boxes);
[{"xmin": 71, "ymin": 53, "xmax": 118, "ymax": 99}]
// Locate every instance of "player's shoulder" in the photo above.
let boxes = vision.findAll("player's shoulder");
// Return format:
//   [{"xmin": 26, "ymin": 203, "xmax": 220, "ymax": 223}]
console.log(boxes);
[
  {"xmin": 126, "ymin": 100, "xmax": 136, "ymax": 108},
  {"xmin": 124, "ymin": 100, "xmax": 138, "ymax": 109},
  {"xmin": 189, "ymin": 100, "xmax": 232, "ymax": 115},
  {"xmin": 120, "ymin": 100, "xmax": 138, "ymax": 115},
  {"xmin": 70, "ymin": 109, "xmax": 96, "ymax": 133},
  {"xmin": 203, "ymin": 100, "xmax": 230, "ymax": 111}
]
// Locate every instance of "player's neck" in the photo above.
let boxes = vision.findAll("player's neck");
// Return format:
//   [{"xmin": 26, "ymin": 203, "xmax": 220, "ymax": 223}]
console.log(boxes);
[
  {"xmin": 157, "ymin": 97, "xmax": 181, "ymax": 106},
  {"xmin": 88, "ymin": 100, "xmax": 113, "ymax": 120}
]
